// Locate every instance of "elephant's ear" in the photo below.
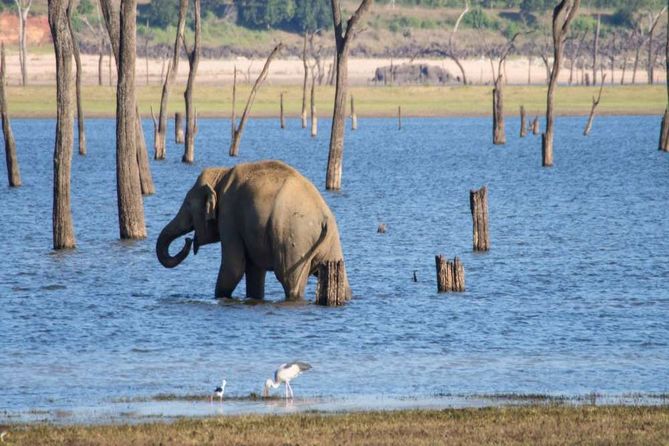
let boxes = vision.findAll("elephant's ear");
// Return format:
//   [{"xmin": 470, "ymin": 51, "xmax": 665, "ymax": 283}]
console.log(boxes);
[{"xmin": 204, "ymin": 184, "xmax": 217, "ymax": 221}]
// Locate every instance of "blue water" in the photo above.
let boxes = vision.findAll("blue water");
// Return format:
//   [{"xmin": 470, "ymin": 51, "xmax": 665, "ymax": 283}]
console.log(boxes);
[{"xmin": 1, "ymin": 116, "xmax": 669, "ymax": 420}]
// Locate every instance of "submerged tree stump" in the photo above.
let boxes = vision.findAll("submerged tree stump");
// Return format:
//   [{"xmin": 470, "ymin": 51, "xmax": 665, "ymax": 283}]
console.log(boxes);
[
  {"xmin": 532, "ymin": 116, "xmax": 540, "ymax": 135},
  {"xmin": 435, "ymin": 255, "xmax": 465, "ymax": 292},
  {"xmin": 398, "ymin": 106, "xmax": 402, "ymax": 130},
  {"xmin": 583, "ymin": 74, "xmax": 606, "ymax": 136},
  {"xmin": 492, "ymin": 80, "xmax": 505, "ymax": 144},
  {"xmin": 280, "ymin": 92, "xmax": 285, "ymax": 129},
  {"xmin": 470, "ymin": 186, "xmax": 490, "ymax": 252},
  {"xmin": 175, "ymin": 112, "xmax": 184, "ymax": 144},
  {"xmin": 520, "ymin": 105, "xmax": 527, "ymax": 137},
  {"xmin": 659, "ymin": 108, "xmax": 669, "ymax": 152},
  {"xmin": 316, "ymin": 260, "xmax": 347, "ymax": 306}
]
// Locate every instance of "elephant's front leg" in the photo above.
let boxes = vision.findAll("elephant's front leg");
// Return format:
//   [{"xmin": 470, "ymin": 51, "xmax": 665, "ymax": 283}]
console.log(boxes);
[
  {"xmin": 215, "ymin": 241, "xmax": 246, "ymax": 298},
  {"xmin": 245, "ymin": 261, "xmax": 266, "ymax": 299}
]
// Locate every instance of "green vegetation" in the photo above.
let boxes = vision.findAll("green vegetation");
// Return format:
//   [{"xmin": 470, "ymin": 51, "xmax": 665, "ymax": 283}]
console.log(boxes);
[
  {"xmin": 3, "ymin": 84, "xmax": 666, "ymax": 118},
  {"xmin": 5, "ymin": 405, "xmax": 669, "ymax": 445}
]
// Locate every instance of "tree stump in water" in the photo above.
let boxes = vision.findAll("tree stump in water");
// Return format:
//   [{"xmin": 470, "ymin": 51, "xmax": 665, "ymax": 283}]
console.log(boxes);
[
  {"xmin": 532, "ymin": 116, "xmax": 539, "ymax": 135},
  {"xmin": 398, "ymin": 106, "xmax": 402, "ymax": 130},
  {"xmin": 280, "ymin": 92, "xmax": 285, "ymax": 129},
  {"xmin": 0, "ymin": 43, "xmax": 21, "ymax": 187},
  {"xmin": 316, "ymin": 260, "xmax": 347, "ymax": 306},
  {"xmin": 470, "ymin": 186, "xmax": 490, "ymax": 252},
  {"xmin": 520, "ymin": 105, "xmax": 527, "ymax": 137},
  {"xmin": 350, "ymin": 95, "xmax": 357, "ymax": 130},
  {"xmin": 492, "ymin": 82, "xmax": 505, "ymax": 144},
  {"xmin": 659, "ymin": 108, "xmax": 669, "ymax": 152},
  {"xmin": 175, "ymin": 112, "xmax": 185, "ymax": 144},
  {"xmin": 435, "ymin": 255, "xmax": 465, "ymax": 292},
  {"xmin": 377, "ymin": 223, "xmax": 387, "ymax": 233}
]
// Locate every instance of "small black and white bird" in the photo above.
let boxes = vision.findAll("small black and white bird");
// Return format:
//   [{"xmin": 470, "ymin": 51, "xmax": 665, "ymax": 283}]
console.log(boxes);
[
  {"xmin": 263, "ymin": 362, "xmax": 312, "ymax": 399},
  {"xmin": 210, "ymin": 379, "xmax": 227, "ymax": 403}
]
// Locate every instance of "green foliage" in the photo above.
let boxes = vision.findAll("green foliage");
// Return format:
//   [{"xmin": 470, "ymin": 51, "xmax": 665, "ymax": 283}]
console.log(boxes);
[
  {"xmin": 502, "ymin": 22, "xmax": 521, "ymax": 40},
  {"xmin": 76, "ymin": 0, "xmax": 93, "ymax": 16},
  {"xmin": 236, "ymin": 0, "xmax": 330, "ymax": 32},
  {"xmin": 571, "ymin": 15, "xmax": 596, "ymax": 32},
  {"xmin": 463, "ymin": 6, "xmax": 498, "ymax": 30},
  {"xmin": 139, "ymin": 0, "xmax": 180, "ymax": 28}
]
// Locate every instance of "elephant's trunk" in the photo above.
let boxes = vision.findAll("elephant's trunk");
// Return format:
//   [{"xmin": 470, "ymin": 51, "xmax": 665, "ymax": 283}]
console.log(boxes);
[{"xmin": 156, "ymin": 217, "xmax": 193, "ymax": 268}]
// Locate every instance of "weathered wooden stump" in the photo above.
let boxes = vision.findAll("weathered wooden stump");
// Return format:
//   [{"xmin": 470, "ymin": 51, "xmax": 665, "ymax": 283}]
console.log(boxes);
[
  {"xmin": 175, "ymin": 112, "xmax": 185, "ymax": 144},
  {"xmin": 469, "ymin": 186, "xmax": 490, "ymax": 252},
  {"xmin": 520, "ymin": 105, "xmax": 527, "ymax": 137},
  {"xmin": 531, "ymin": 116, "xmax": 539, "ymax": 135},
  {"xmin": 435, "ymin": 255, "xmax": 465, "ymax": 292},
  {"xmin": 492, "ymin": 83, "xmax": 505, "ymax": 144},
  {"xmin": 377, "ymin": 223, "xmax": 387, "ymax": 233},
  {"xmin": 0, "ymin": 43, "xmax": 21, "ymax": 187},
  {"xmin": 279, "ymin": 92, "xmax": 285, "ymax": 129},
  {"xmin": 659, "ymin": 108, "xmax": 669, "ymax": 152},
  {"xmin": 350, "ymin": 95, "xmax": 358, "ymax": 130},
  {"xmin": 316, "ymin": 260, "xmax": 347, "ymax": 306},
  {"xmin": 398, "ymin": 106, "xmax": 402, "ymax": 130}
]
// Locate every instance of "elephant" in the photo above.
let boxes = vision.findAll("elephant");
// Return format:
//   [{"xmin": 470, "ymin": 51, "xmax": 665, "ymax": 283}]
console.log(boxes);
[{"xmin": 156, "ymin": 160, "xmax": 350, "ymax": 301}]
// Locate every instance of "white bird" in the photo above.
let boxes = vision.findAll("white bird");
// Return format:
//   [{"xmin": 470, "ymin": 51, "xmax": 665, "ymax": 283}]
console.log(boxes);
[
  {"xmin": 210, "ymin": 379, "xmax": 227, "ymax": 403},
  {"xmin": 263, "ymin": 362, "xmax": 312, "ymax": 399}
]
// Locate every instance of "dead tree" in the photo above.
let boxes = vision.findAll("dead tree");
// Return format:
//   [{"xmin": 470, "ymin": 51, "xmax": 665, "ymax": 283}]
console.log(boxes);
[
  {"xmin": 316, "ymin": 260, "xmax": 348, "ymax": 306},
  {"xmin": 532, "ymin": 116, "xmax": 540, "ymax": 135},
  {"xmin": 48, "ymin": 0, "xmax": 76, "ymax": 249},
  {"xmin": 543, "ymin": 0, "xmax": 580, "ymax": 168},
  {"xmin": 325, "ymin": 0, "xmax": 373, "ymax": 191},
  {"xmin": 583, "ymin": 74, "xmax": 606, "ymax": 136},
  {"xmin": 398, "ymin": 105, "xmax": 402, "ymax": 130},
  {"xmin": 435, "ymin": 255, "xmax": 465, "ymax": 292},
  {"xmin": 301, "ymin": 32, "xmax": 308, "ymax": 128},
  {"xmin": 567, "ymin": 31, "xmax": 586, "ymax": 85},
  {"xmin": 175, "ymin": 112, "xmax": 184, "ymax": 143},
  {"xmin": 100, "ymin": 0, "xmax": 147, "ymax": 239},
  {"xmin": 67, "ymin": 5, "xmax": 86, "ymax": 156},
  {"xmin": 647, "ymin": 7, "xmax": 667, "ymax": 85},
  {"xmin": 15, "ymin": 0, "xmax": 32, "ymax": 86},
  {"xmin": 592, "ymin": 14, "xmax": 600, "ymax": 85},
  {"xmin": 154, "ymin": 0, "xmax": 187, "ymax": 160},
  {"xmin": 632, "ymin": 25, "xmax": 644, "ymax": 84},
  {"xmin": 660, "ymin": 17, "xmax": 669, "ymax": 152},
  {"xmin": 181, "ymin": 0, "xmax": 201, "ymax": 164},
  {"xmin": 229, "ymin": 44, "xmax": 283, "ymax": 157},
  {"xmin": 350, "ymin": 95, "xmax": 357, "ymax": 130},
  {"xmin": 280, "ymin": 92, "xmax": 285, "ymax": 129},
  {"xmin": 135, "ymin": 105, "xmax": 154, "ymax": 195},
  {"xmin": 230, "ymin": 66, "xmax": 236, "ymax": 141},
  {"xmin": 310, "ymin": 66, "xmax": 318, "ymax": 137},
  {"xmin": 1, "ymin": 43, "xmax": 21, "ymax": 187},
  {"xmin": 470, "ymin": 186, "xmax": 489, "ymax": 252},
  {"xmin": 490, "ymin": 33, "xmax": 519, "ymax": 145},
  {"xmin": 520, "ymin": 105, "xmax": 527, "ymax": 137},
  {"xmin": 81, "ymin": 6, "xmax": 107, "ymax": 87}
]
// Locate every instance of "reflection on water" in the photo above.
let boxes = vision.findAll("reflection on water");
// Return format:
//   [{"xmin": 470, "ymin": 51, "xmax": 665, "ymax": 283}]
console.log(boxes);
[{"xmin": 1, "ymin": 116, "xmax": 669, "ymax": 423}]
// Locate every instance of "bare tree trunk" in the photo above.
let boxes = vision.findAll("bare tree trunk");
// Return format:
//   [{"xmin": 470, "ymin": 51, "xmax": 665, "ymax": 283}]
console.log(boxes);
[
  {"xmin": 310, "ymin": 71, "xmax": 318, "ymax": 137},
  {"xmin": 492, "ymin": 76, "xmax": 505, "ymax": 144},
  {"xmin": 1, "ymin": 43, "xmax": 21, "ymax": 187},
  {"xmin": 101, "ymin": 0, "xmax": 146, "ymax": 239},
  {"xmin": 48, "ymin": 0, "xmax": 76, "ymax": 249},
  {"xmin": 144, "ymin": 21, "xmax": 149, "ymax": 86},
  {"xmin": 67, "ymin": 7, "xmax": 86, "ymax": 156},
  {"xmin": 301, "ymin": 32, "xmax": 308, "ymax": 129},
  {"xmin": 135, "ymin": 105, "xmax": 154, "ymax": 194},
  {"xmin": 229, "ymin": 44, "xmax": 283, "ymax": 157},
  {"xmin": 543, "ymin": 0, "xmax": 580, "ymax": 168},
  {"xmin": 660, "ymin": 17, "xmax": 669, "ymax": 152},
  {"xmin": 469, "ymin": 186, "xmax": 489, "ymax": 251},
  {"xmin": 350, "ymin": 95, "xmax": 357, "ymax": 130},
  {"xmin": 583, "ymin": 74, "xmax": 605, "ymax": 136},
  {"xmin": 175, "ymin": 111, "xmax": 184, "ymax": 143},
  {"xmin": 620, "ymin": 56, "xmax": 627, "ymax": 85},
  {"xmin": 231, "ymin": 66, "xmax": 236, "ymax": 141},
  {"xmin": 520, "ymin": 105, "xmax": 527, "ymax": 137},
  {"xmin": 182, "ymin": 0, "xmax": 201, "ymax": 164},
  {"xmin": 155, "ymin": 0, "xmax": 187, "ymax": 160},
  {"xmin": 633, "ymin": 44, "xmax": 641, "ymax": 84},
  {"xmin": 15, "ymin": 0, "xmax": 32, "ymax": 86},
  {"xmin": 397, "ymin": 105, "xmax": 402, "ymax": 130},
  {"xmin": 592, "ymin": 14, "xmax": 600, "ymax": 85},
  {"xmin": 326, "ymin": 0, "xmax": 373, "ymax": 191},
  {"xmin": 280, "ymin": 91, "xmax": 285, "ymax": 129},
  {"xmin": 108, "ymin": 45, "xmax": 112, "ymax": 86}
]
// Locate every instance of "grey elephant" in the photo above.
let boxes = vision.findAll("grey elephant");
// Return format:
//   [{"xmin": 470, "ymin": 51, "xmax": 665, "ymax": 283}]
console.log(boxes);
[{"xmin": 156, "ymin": 160, "xmax": 350, "ymax": 300}]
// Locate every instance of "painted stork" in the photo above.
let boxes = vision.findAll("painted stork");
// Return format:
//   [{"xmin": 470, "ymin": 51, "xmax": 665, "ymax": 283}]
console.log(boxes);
[{"xmin": 263, "ymin": 362, "xmax": 312, "ymax": 399}]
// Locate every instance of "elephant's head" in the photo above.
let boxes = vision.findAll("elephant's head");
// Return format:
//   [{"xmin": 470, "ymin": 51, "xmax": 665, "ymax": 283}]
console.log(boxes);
[{"xmin": 156, "ymin": 170, "xmax": 226, "ymax": 268}]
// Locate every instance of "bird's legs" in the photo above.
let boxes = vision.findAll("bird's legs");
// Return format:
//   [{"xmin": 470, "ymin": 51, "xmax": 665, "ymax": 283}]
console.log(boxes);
[{"xmin": 287, "ymin": 381, "xmax": 294, "ymax": 399}]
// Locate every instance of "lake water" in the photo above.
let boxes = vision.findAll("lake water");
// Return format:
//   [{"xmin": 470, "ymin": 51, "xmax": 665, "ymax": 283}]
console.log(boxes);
[{"xmin": 1, "ymin": 116, "xmax": 669, "ymax": 423}]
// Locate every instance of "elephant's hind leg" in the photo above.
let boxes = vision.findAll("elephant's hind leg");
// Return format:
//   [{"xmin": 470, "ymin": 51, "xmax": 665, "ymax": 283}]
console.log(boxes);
[
  {"xmin": 276, "ymin": 261, "xmax": 311, "ymax": 301},
  {"xmin": 245, "ymin": 262, "xmax": 266, "ymax": 299},
  {"xmin": 215, "ymin": 241, "xmax": 246, "ymax": 299}
]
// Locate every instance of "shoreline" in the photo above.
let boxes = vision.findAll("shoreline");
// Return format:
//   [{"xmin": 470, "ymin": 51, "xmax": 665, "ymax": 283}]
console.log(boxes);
[
  {"xmin": 3, "ymin": 84, "xmax": 667, "ymax": 119},
  {"xmin": 4, "ymin": 405, "xmax": 669, "ymax": 445}
]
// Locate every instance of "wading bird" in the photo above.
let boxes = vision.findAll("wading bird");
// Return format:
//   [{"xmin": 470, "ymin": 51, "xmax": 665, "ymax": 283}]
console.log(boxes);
[
  {"xmin": 263, "ymin": 362, "xmax": 312, "ymax": 399},
  {"xmin": 210, "ymin": 379, "xmax": 226, "ymax": 403}
]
